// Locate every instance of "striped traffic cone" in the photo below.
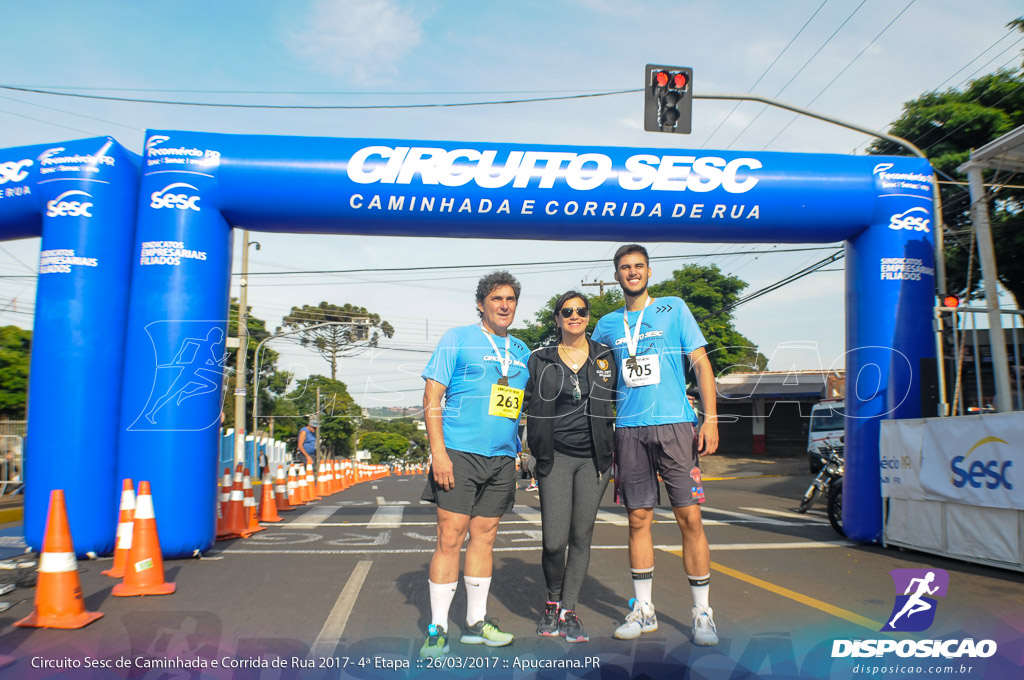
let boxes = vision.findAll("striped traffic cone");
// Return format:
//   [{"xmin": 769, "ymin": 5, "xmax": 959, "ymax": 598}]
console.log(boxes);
[
  {"xmin": 258, "ymin": 471, "xmax": 282, "ymax": 523},
  {"xmin": 217, "ymin": 464, "xmax": 250, "ymax": 540},
  {"xmin": 306, "ymin": 464, "xmax": 320, "ymax": 500},
  {"xmin": 16, "ymin": 490, "xmax": 104, "ymax": 628},
  {"xmin": 112, "ymin": 481, "xmax": 175, "ymax": 596},
  {"xmin": 275, "ymin": 465, "xmax": 293, "ymax": 512},
  {"xmin": 243, "ymin": 468, "xmax": 266, "ymax": 534},
  {"xmin": 102, "ymin": 479, "xmax": 135, "ymax": 578}
]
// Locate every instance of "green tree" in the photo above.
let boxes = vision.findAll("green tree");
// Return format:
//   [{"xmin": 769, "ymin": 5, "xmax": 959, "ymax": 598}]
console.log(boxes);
[
  {"xmin": 868, "ymin": 17, "xmax": 1024, "ymax": 304},
  {"xmin": 281, "ymin": 302, "xmax": 395, "ymax": 380},
  {"xmin": 358, "ymin": 431, "xmax": 411, "ymax": 463},
  {"xmin": 0, "ymin": 326, "xmax": 30, "ymax": 418},
  {"xmin": 511, "ymin": 264, "xmax": 767, "ymax": 375},
  {"xmin": 359, "ymin": 417, "xmax": 428, "ymax": 461},
  {"xmin": 283, "ymin": 375, "xmax": 362, "ymax": 458}
]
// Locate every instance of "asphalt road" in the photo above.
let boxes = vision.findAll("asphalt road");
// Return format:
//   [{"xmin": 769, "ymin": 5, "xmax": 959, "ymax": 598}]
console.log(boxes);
[{"xmin": 0, "ymin": 471, "xmax": 1020, "ymax": 679}]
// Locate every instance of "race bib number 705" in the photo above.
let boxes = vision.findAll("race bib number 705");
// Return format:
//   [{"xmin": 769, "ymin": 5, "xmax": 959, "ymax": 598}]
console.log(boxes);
[{"xmin": 622, "ymin": 354, "xmax": 661, "ymax": 388}]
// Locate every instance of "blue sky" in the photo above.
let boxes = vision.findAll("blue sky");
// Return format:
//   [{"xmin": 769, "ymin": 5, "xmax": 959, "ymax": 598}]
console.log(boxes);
[{"xmin": 0, "ymin": 0, "xmax": 1021, "ymax": 407}]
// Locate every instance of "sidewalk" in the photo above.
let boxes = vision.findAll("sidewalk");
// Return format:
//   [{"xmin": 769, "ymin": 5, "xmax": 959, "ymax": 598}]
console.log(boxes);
[
  {"xmin": 700, "ymin": 450, "xmax": 807, "ymax": 479},
  {"xmin": 0, "ymin": 495, "xmax": 22, "ymax": 525}
]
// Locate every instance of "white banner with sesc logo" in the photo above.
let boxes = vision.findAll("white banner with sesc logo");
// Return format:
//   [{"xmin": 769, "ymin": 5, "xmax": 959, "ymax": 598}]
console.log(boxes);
[{"xmin": 911, "ymin": 412, "xmax": 1024, "ymax": 511}]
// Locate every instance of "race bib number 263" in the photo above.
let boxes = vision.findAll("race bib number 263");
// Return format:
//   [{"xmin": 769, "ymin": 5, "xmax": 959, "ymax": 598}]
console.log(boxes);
[{"xmin": 489, "ymin": 383, "xmax": 524, "ymax": 419}]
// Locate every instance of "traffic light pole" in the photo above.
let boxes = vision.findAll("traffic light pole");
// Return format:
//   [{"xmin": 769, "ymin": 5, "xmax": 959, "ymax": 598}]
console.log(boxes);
[{"xmin": 694, "ymin": 91, "xmax": 950, "ymax": 415}]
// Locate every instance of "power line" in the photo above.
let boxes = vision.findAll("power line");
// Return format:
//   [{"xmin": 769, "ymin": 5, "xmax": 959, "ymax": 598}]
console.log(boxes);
[
  {"xmin": 762, "ymin": 0, "xmax": 918, "ymax": 150},
  {"xmin": 0, "ymin": 85, "xmax": 639, "ymax": 110},
  {"xmin": 699, "ymin": 0, "xmax": 829, "ymax": 150},
  {"xmin": 726, "ymin": 0, "xmax": 869, "ymax": 149}
]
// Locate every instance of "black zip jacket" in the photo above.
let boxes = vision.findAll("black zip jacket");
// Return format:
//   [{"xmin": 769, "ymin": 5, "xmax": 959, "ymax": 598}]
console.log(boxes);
[{"xmin": 522, "ymin": 338, "xmax": 618, "ymax": 478}]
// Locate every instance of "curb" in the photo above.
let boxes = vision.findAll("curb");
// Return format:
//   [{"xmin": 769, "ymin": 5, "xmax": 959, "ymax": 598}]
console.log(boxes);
[{"xmin": 0, "ymin": 506, "xmax": 23, "ymax": 524}]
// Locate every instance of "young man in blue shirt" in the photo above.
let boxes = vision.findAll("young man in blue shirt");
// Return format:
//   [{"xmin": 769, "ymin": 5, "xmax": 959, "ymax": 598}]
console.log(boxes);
[
  {"xmin": 592, "ymin": 244, "xmax": 721, "ymax": 646},
  {"xmin": 419, "ymin": 271, "xmax": 530, "ymax": 658}
]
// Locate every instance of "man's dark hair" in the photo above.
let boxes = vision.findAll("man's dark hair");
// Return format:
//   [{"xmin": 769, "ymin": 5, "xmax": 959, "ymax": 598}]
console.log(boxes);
[
  {"xmin": 551, "ymin": 290, "xmax": 590, "ymax": 324},
  {"xmin": 475, "ymin": 270, "xmax": 521, "ymax": 317},
  {"xmin": 613, "ymin": 244, "xmax": 650, "ymax": 269}
]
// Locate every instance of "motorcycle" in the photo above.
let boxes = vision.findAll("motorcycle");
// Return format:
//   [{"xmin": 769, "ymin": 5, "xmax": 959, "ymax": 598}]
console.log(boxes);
[{"xmin": 797, "ymin": 441, "xmax": 845, "ymax": 537}]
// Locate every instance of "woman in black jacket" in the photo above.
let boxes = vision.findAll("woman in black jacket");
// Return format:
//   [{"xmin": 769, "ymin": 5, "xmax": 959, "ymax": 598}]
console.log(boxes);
[{"xmin": 522, "ymin": 290, "xmax": 617, "ymax": 643}]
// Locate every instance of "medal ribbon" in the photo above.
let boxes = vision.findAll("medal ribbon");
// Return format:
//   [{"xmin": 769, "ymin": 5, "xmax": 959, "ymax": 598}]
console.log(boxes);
[
  {"xmin": 480, "ymin": 324, "xmax": 511, "ymax": 378},
  {"xmin": 622, "ymin": 296, "xmax": 653, "ymax": 359}
]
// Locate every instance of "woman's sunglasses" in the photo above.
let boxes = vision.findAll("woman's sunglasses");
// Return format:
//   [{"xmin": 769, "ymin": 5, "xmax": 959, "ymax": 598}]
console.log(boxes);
[{"xmin": 559, "ymin": 307, "xmax": 590, "ymax": 319}]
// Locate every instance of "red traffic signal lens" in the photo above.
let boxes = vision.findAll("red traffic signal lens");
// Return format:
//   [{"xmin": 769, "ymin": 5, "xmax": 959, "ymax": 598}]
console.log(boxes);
[
  {"xmin": 655, "ymin": 71, "xmax": 669, "ymax": 87},
  {"xmin": 673, "ymin": 72, "xmax": 688, "ymax": 89},
  {"xmin": 943, "ymin": 295, "xmax": 960, "ymax": 308}
]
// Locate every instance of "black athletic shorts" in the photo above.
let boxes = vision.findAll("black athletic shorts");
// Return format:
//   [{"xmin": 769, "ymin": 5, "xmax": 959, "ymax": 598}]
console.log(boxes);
[
  {"xmin": 421, "ymin": 449, "xmax": 517, "ymax": 517},
  {"xmin": 614, "ymin": 422, "xmax": 704, "ymax": 509}
]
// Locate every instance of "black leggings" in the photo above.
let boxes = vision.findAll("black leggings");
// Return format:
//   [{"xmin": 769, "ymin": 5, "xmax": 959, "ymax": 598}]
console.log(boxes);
[{"xmin": 537, "ymin": 453, "xmax": 610, "ymax": 611}]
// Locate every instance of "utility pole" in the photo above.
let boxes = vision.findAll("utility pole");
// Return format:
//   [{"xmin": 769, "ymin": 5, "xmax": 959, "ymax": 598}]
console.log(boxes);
[
  {"xmin": 232, "ymin": 230, "xmax": 252, "ymax": 468},
  {"xmin": 315, "ymin": 385, "xmax": 322, "ymax": 464},
  {"xmin": 582, "ymin": 280, "xmax": 615, "ymax": 296}
]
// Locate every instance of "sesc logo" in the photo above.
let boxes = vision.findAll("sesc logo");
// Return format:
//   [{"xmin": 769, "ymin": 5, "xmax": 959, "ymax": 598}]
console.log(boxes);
[
  {"xmin": 950, "ymin": 436, "xmax": 1013, "ymax": 490},
  {"xmin": 873, "ymin": 162, "xmax": 895, "ymax": 175},
  {"xmin": 888, "ymin": 206, "xmax": 931, "ymax": 233},
  {"xmin": 150, "ymin": 183, "xmax": 201, "ymax": 212},
  {"xmin": 0, "ymin": 159, "xmax": 32, "ymax": 185},
  {"xmin": 46, "ymin": 190, "xmax": 94, "ymax": 218}
]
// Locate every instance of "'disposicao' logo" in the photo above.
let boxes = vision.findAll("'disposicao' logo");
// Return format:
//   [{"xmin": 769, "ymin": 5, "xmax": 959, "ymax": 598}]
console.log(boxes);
[{"xmin": 881, "ymin": 568, "xmax": 949, "ymax": 632}]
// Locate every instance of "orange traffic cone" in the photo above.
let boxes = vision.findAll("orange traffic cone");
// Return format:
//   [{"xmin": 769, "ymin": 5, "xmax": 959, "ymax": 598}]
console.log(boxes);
[
  {"xmin": 215, "ymin": 467, "xmax": 232, "ymax": 536},
  {"xmin": 102, "ymin": 479, "xmax": 136, "ymax": 578},
  {"xmin": 243, "ymin": 469, "xmax": 266, "ymax": 534},
  {"xmin": 16, "ymin": 490, "xmax": 104, "ymax": 629},
  {"xmin": 287, "ymin": 464, "xmax": 303, "ymax": 505},
  {"xmin": 217, "ymin": 465, "xmax": 250, "ymax": 540},
  {"xmin": 306, "ymin": 464, "xmax": 321, "ymax": 500},
  {"xmin": 258, "ymin": 471, "xmax": 282, "ymax": 523},
  {"xmin": 274, "ymin": 465, "xmax": 293, "ymax": 512},
  {"xmin": 112, "ymin": 481, "xmax": 175, "ymax": 596}
]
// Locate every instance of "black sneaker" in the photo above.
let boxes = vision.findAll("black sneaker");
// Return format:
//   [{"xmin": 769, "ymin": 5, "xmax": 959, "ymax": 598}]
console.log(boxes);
[
  {"xmin": 537, "ymin": 602, "xmax": 560, "ymax": 637},
  {"xmin": 559, "ymin": 610, "xmax": 589, "ymax": 643}
]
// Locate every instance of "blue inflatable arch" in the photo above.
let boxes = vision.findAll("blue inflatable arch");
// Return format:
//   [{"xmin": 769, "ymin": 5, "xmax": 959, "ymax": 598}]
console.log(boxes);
[
  {"xmin": 0, "ymin": 138, "xmax": 138, "ymax": 555},
  {"xmin": 9, "ymin": 129, "xmax": 936, "ymax": 557}
]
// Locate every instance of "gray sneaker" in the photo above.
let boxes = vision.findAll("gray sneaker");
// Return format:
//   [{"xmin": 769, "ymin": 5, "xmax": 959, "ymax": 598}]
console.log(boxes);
[
  {"xmin": 613, "ymin": 598, "xmax": 658, "ymax": 640},
  {"xmin": 692, "ymin": 605, "xmax": 719, "ymax": 645},
  {"xmin": 537, "ymin": 602, "xmax": 560, "ymax": 637}
]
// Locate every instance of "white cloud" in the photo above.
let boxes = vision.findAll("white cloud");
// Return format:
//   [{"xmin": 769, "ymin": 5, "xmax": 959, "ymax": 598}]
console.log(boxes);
[{"xmin": 288, "ymin": 0, "xmax": 425, "ymax": 83}]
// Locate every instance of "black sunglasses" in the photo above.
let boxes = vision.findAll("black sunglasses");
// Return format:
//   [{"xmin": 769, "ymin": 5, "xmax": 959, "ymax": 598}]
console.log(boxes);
[{"xmin": 559, "ymin": 307, "xmax": 590, "ymax": 319}]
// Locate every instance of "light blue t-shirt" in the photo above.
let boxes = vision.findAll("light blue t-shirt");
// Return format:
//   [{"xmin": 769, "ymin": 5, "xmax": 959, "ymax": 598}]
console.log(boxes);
[
  {"xmin": 422, "ymin": 324, "xmax": 530, "ymax": 457},
  {"xmin": 592, "ymin": 296, "xmax": 706, "ymax": 427}
]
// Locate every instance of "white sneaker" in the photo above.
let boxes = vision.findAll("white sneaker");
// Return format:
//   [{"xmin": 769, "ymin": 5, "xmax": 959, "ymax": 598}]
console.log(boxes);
[
  {"xmin": 613, "ymin": 598, "xmax": 658, "ymax": 640},
  {"xmin": 692, "ymin": 605, "xmax": 719, "ymax": 646}
]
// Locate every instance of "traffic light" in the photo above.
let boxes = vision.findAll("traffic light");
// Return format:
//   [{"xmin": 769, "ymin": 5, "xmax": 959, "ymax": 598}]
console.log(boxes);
[{"xmin": 644, "ymin": 64, "xmax": 693, "ymax": 134}]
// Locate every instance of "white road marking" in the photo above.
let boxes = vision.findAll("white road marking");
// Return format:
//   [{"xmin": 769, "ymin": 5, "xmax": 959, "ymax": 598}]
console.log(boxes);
[
  {"xmin": 311, "ymin": 559, "xmax": 372, "ymax": 658},
  {"xmin": 512, "ymin": 506, "xmax": 542, "ymax": 525},
  {"xmin": 368, "ymin": 506, "xmax": 405, "ymax": 529},
  {"xmin": 740, "ymin": 506, "xmax": 829, "ymax": 523},
  {"xmin": 219, "ymin": 540, "xmax": 845, "ymax": 556},
  {"xmin": 596, "ymin": 510, "xmax": 628, "ymax": 526},
  {"xmin": 290, "ymin": 505, "xmax": 338, "ymax": 527},
  {"xmin": 699, "ymin": 507, "xmax": 794, "ymax": 526},
  {"xmin": 327, "ymin": 531, "xmax": 391, "ymax": 546}
]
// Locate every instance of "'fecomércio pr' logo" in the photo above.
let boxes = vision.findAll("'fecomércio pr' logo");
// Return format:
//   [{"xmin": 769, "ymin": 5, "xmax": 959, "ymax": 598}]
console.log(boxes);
[{"xmin": 882, "ymin": 568, "xmax": 948, "ymax": 632}]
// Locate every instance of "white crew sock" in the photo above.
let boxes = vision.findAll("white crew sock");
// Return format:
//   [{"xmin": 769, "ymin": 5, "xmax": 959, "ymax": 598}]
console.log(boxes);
[
  {"xmin": 464, "ymin": 575, "xmax": 492, "ymax": 625},
  {"xmin": 688, "ymin": 573, "xmax": 711, "ymax": 610},
  {"xmin": 428, "ymin": 579, "xmax": 458, "ymax": 630},
  {"xmin": 631, "ymin": 567, "xmax": 654, "ymax": 605}
]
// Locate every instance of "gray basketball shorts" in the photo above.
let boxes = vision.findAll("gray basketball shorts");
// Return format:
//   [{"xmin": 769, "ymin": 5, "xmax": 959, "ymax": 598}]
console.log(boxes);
[
  {"xmin": 421, "ymin": 448, "xmax": 517, "ymax": 517},
  {"xmin": 614, "ymin": 422, "xmax": 704, "ymax": 509}
]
